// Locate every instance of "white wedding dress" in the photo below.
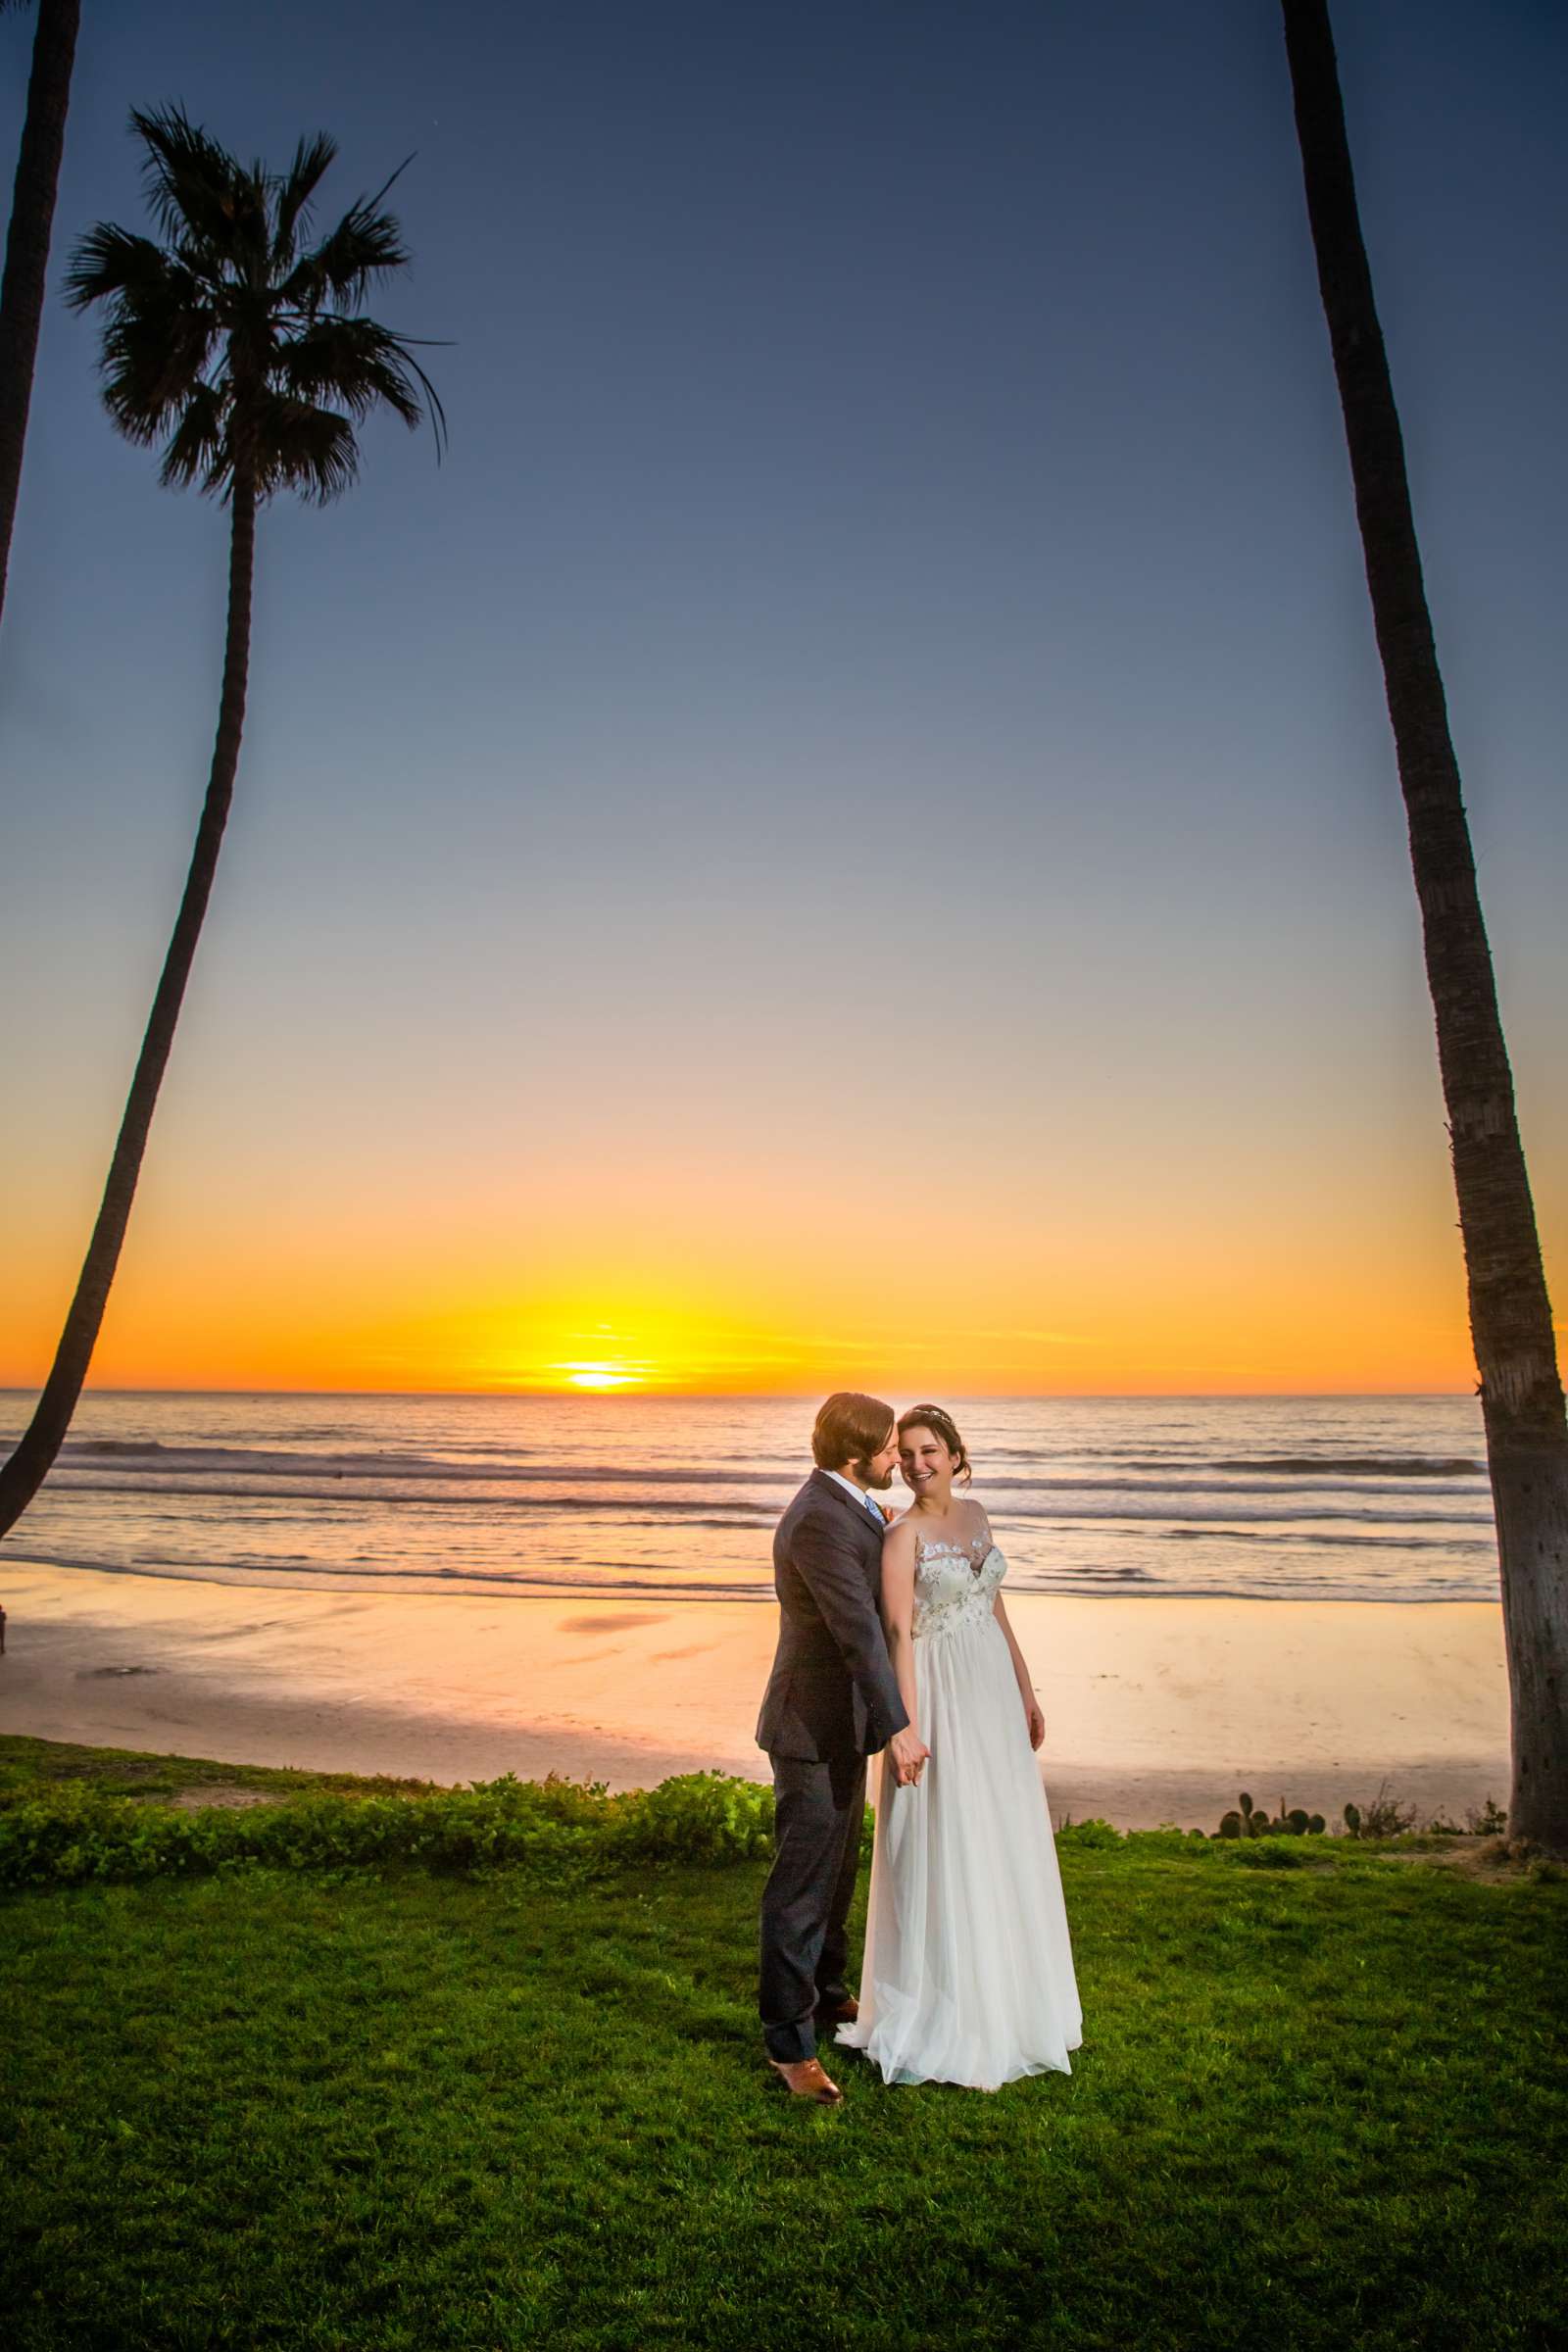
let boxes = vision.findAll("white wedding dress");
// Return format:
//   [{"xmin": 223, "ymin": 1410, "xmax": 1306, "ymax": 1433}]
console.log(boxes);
[{"xmin": 836, "ymin": 1527, "xmax": 1083, "ymax": 2089}]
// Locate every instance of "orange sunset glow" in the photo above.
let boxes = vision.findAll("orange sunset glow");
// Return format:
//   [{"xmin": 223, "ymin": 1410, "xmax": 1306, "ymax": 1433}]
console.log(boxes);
[{"xmin": 5, "ymin": 1127, "xmax": 1553, "ymax": 1395}]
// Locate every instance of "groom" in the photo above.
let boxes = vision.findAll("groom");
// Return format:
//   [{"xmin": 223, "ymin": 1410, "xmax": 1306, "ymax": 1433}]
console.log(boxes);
[{"xmin": 756, "ymin": 1393, "xmax": 929, "ymax": 2103}]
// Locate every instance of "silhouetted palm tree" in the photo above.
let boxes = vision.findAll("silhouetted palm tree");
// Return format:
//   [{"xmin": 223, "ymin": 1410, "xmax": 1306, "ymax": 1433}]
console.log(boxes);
[
  {"xmin": 0, "ymin": 107, "xmax": 444, "ymax": 1539},
  {"xmin": 0, "ymin": 0, "xmax": 82, "ymax": 625},
  {"xmin": 1281, "ymin": 0, "xmax": 1568, "ymax": 1852}
]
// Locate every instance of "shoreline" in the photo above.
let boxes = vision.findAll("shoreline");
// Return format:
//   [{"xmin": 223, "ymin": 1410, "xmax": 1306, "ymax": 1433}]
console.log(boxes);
[{"xmin": 0, "ymin": 1558, "xmax": 1512, "ymax": 1830}]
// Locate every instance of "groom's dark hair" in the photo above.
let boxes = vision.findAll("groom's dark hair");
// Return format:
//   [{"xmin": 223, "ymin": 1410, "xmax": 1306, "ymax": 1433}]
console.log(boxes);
[{"xmin": 812, "ymin": 1392, "xmax": 896, "ymax": 1475}]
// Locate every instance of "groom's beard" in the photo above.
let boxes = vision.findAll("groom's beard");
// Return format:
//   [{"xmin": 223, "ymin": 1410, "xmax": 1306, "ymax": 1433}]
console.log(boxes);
[{"xmin": 857, "ymin": 1462, "xmax": 896, "ymax": 1491}]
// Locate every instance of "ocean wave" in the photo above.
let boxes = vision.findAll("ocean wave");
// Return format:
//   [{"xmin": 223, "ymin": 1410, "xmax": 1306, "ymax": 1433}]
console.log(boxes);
[
  {"xmin": 986, "ymin": 1500, "xmax": 1492, "ymax": 1528},
  {"xmin": 48, "ymin": 1477, "xmax": 780, "ymax": 1517},
  {"xmin": 12, "ymin": 1543, "xmax": 1498, "ymax": 1606},
  {"xmin": 1016, "ymin": 1454, "xmax": 1485, "ymax": 1481},
  {"xmin": 58, "ymin": 1442, "xmax": 780, "ymax": 1488},
  {"xmin": 10, "ymin": 1544, "xmax": 772, "ymax": 1600},
  {"xmin": 43, "ymin": 1470, "xmax": 1494, "ymax": 1530},
  {"xmin": 51, "ymin": 1450, "xmax": 1488, "ymax": 1514},
  {"xmin": 995, "ymin": 1475, "xmax": 1489, "ymax": 1501},
  {"xmin": 1203, "ymin": 1454, "xmax": 1485, "ymax": 1478},
  {"xmin": 1160, "ymin": 1526, "xmax": 1495, "ymax": 1552},
  {"xmin": 56, "ymin": 1440, "xmax": 1488, "ymax": 1492}
]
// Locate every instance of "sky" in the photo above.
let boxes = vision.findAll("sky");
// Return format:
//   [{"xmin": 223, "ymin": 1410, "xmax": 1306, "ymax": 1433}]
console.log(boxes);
[{"xmin": 1, "ymin": 0, "xmax": 1563, "ymax": 1397}]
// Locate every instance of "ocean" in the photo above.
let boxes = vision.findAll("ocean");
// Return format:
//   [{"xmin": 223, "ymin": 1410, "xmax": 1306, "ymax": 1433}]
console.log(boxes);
[{"xmin": 0, "ymin": 1391, "xmax": 1497, "ymax": 1605}]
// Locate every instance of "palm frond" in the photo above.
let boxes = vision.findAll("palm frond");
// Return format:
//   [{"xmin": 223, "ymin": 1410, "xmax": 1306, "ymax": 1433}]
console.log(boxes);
[
  {"xmin": 286, "ymin": 199, "xmax": 411, "ymax": 314},
  {"xmin": 255, "ymin": 395, "xmax": 360, "ymax": 505},
  {"xmin": 271, "ymin": 130, "xmax": 338, "ymax": 270},
  {"xmin": 98, "ymin": 302, "xmax": 219, "ymax": 441},
  {"xmin": 69, "ymin": 228, "xmax": 218, "ymax": 437},
  {"xmin": 129, "ymin": 105, "xmax": 242, "ymax": 254},
  {"xmin": 158, "ymin": 384, "xmax": 227, "ymax": 492},
  {"xmin": 274, "ymin": 316, "xmax": 422, "ymax": 428},
  {"xmin": 231, "ymin": 159, "xmax": 274, "ymax": 287},
  {"xmin": 64, "ymin": 222, "xmax": 178, "ymax": 311},
  {"xmin": 391, "ymin": 338, "xmax": 449, "ymax": 464}
]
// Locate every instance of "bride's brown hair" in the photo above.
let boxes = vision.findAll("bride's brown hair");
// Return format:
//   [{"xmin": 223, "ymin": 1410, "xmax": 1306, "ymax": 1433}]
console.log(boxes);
[{"xmin": 897, "ymin": 1403, "xmax": 973, "ymax": 1486}]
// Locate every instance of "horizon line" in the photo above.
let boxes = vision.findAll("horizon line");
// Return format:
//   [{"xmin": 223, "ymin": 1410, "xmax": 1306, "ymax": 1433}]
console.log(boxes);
[{"xmin": 0, "ymin": 1383, "xmax": 1479, "ymax": 1403}]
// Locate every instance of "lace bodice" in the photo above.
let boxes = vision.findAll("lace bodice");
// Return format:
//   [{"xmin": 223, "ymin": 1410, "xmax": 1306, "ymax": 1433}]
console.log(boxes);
[{"xmin": 911, "ymin": 1527, "xmax": 1006, "ymax": 1643}]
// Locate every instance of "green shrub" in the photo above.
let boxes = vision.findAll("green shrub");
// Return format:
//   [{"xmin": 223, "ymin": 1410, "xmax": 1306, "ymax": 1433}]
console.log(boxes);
[
  {"xmin": 607, "ymin": 1771, "xmax": 776, "ymax": 1862},
  {"xmin": 1055, "ymin": 1816, "xmax": 1122, "ymax": 1849},
  {"xmin": 0, "ymin": 1769, "xmax": 786, "ymax": 1890},
  {"xmin": 3, "ymin": 1756, "xmax": 1500, "ymax": 1892}
]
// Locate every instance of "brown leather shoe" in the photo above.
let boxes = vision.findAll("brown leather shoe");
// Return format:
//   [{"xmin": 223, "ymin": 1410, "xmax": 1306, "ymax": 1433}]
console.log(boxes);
[
  {"xmin": 814, "ymin": 1993, "xmax": 858, "ymax": 2027},
  {"xmin": 767, "ymin": 2056, "xmax": 844, "ymax": 2105}
]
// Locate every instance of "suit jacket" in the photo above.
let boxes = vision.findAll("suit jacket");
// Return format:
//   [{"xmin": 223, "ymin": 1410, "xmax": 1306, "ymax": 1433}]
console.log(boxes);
[{"xmin": 755, "ymin": 1469, "xmax": 910, "ymax": 1762}]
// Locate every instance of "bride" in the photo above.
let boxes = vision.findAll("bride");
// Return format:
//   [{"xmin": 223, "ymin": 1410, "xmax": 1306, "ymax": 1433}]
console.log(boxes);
[{"xmin": 835, "ymin": 1403, "xmax": 1083, "ymax": 2089}]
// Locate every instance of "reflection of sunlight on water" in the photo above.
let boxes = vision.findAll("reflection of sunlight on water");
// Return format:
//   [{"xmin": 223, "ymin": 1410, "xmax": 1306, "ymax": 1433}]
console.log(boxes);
[{"xmin": 4, "ymin": 1393, "xmax": 1496, "ymax": 1606}]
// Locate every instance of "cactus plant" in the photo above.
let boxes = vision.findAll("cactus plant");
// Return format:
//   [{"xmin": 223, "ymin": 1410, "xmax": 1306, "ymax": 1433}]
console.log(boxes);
[
  {"xmin": 1215, "ymin": 1788, "xmax": 1335, "ymax": 1838},
  {"xmin": 1214, "ymin": 1793, "xmax": 1330, "ymax": 1838}
]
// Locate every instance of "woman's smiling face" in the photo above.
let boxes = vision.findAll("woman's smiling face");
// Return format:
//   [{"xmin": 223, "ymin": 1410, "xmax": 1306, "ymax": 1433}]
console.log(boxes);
[{"xmin": 899, "ymin": 1424, "xmax": 955, "ymax": 1499}]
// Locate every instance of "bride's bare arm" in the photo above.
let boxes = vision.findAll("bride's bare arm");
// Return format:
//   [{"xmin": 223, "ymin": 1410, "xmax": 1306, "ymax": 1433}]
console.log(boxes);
[
  {"xmin": 880, "ymin": 1520, "xmax": 926, "ymax": 1777},
  {"xmin": 993, "ymin": 1592, "xmax": 1047, "ymax": 1751}
]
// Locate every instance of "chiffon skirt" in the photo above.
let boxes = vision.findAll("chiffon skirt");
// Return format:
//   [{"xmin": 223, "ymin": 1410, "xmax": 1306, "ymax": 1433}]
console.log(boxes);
[{"xmin": 836, "ymin": 1613, "xmax": 1083, "ymax": 2089}]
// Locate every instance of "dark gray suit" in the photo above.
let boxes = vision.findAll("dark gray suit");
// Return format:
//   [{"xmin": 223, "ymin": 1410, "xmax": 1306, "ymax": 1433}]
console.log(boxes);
[{"xmin": 756, "ymin": 1469, "xmax": 909, "ymax": 2062}]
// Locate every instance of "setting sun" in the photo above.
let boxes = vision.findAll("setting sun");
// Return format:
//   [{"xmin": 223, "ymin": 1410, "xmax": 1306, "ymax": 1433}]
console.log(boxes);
[{"xmin": 563, "ymin": 1364, "xmax": 646, "ymax": 1391}]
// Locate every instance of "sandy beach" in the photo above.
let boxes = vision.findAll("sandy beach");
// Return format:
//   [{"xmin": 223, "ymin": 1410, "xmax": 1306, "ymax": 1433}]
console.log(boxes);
[{"xmin": 0, "ymin": 1558, "xmax": 1511, "ymax": 1828}]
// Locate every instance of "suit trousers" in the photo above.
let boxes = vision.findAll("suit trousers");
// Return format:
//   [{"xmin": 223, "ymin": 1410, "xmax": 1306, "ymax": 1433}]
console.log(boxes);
[{"xmin": 758, "ymin": 1748, "xmax": 868, "ymax": 2062}]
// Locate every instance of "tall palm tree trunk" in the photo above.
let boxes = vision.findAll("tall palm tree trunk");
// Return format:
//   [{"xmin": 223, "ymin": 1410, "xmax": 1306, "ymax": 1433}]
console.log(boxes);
[
  {"xmin": 1281, "ymin": 0, "xmax": 1568, "ymax": 1851},
  {"xmin": 0, "ymin": 472, "xmax": 256, "ymax": 1535},
  {"xmin": 0, "ymin": 0, "xmax": 81, "ymax": 627}
]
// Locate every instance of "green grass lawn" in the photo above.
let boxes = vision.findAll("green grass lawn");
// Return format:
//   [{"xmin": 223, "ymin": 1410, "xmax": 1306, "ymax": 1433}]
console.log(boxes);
[{"xmin": 3, "ymin": 1738, "xmax": 1566, "ymax": 2352}]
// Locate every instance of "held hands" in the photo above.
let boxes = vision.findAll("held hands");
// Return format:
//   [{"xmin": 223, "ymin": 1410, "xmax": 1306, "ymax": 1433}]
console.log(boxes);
[
  {"xmin": 1025, "ymin": 1695, "xmax": 1046, "ymax": 1751},
  {"xmin": 889, "ymin": 1725, "xmax": 930, "ymax": 1788}
]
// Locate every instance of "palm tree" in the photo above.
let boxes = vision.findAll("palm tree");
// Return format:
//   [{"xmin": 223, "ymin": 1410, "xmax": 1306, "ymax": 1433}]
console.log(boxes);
[
  {"xmin": 0, "ymin": 0, "xmax": 82, "ymax": 627},
  {"xmin": 0, "ymin": 107, "xmax": 444, "ymax": 1539},
  {"xmin": 1280, "ymin": 0, "xmax": 1568, "ymax": 1852}
]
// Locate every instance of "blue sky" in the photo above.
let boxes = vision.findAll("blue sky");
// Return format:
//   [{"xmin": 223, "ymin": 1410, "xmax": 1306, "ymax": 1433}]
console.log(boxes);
[{"xmin": 1, "ymin": 0, "xmax": 1563, "ymax": 1391}]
